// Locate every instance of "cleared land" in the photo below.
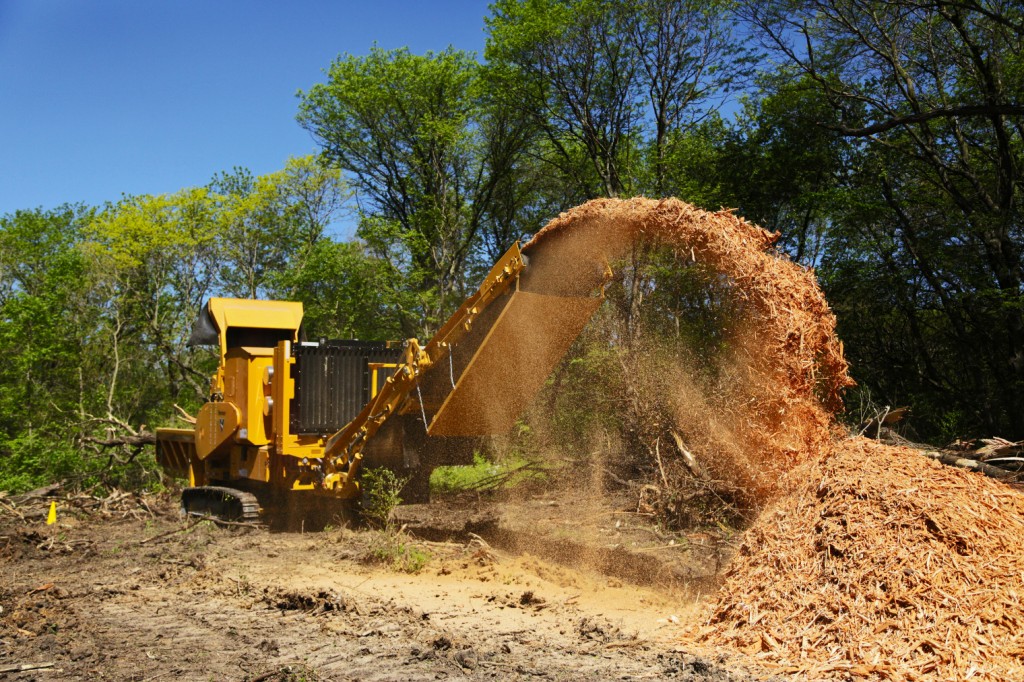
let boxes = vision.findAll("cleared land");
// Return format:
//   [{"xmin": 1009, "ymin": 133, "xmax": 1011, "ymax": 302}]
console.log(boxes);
[{"xmin": 0, "ymin": 489, "xmax": 769, "ymax": 682}]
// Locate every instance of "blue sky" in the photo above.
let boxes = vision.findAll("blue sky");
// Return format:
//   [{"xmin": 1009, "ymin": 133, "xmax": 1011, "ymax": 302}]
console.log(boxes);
[{"xmin": 0, "ymin": 1, "xmax": 490, "ymax": 217}]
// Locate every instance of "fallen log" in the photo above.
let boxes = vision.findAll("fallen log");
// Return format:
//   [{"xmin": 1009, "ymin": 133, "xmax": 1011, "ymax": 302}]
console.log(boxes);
[
  {"xmin": 9, "ymin": 483, "xmax": 61, "ymax": 505},
  {"xmin": 920, "ymin": 450, "xmax": 1019, "ymax": 480},
  {"xmin": 976, "ymin": 436, "xmax": 1024, "ymax": 460},
  {"xmin": 79, "ymin": 432, "xmax": 156, "ymax": 448}
]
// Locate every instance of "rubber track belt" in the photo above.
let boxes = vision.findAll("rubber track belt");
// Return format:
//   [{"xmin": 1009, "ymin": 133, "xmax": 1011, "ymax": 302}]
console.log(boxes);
[{"xmin": 181, "ymin": 486, "xmax": 261, "ymax": 522}]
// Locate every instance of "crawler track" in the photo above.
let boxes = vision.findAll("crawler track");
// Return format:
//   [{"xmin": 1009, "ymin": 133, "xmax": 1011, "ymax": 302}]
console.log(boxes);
[{"xmin": 181, "ymin": 485, "xmax": 261, "ymax": 522}]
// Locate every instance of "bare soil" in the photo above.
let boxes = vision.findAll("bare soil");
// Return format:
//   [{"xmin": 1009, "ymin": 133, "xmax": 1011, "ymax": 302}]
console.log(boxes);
[{"xmin": 0, "ymin": 494, "xmax": 775, "ymax": 682}]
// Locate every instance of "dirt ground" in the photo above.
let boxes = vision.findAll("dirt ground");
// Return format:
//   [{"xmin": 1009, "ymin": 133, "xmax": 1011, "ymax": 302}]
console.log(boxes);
[{"xmin": 0, "ymin": 492, "xmax": 777, "ymax": 682}]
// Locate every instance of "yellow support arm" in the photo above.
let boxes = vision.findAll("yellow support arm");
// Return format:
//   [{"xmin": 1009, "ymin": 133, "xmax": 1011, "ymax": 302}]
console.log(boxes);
[{"xmin": 319, "ymin": 242, "xmax": 526, "ymax": 490}]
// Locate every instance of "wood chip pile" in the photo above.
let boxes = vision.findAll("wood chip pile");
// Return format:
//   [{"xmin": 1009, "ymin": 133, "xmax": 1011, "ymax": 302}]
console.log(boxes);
[{"xmin": 691, "ymin": 437, "xmax": 1024, "ymax": 681}]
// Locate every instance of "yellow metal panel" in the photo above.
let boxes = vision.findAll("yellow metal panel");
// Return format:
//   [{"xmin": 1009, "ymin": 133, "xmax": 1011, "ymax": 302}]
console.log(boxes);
[
  {"xmin": 206, "ymin": 298, "xmax": 303, "ymax": 369},
  {"xmin": 238, "ymin": 346, "xmax": 275, "ymax": 356},
  {"xmin": 427, "ymin": 291, "xmax": 602, "ymax": 436},
  {"xmin": 268, "ymin": 340, "xmax": 326, "ymax": 460},
  {"xmin": 247, "ymin": 355, "xmax": 273, "ymax": 445},
  {"xmin": 250, "ymin": 448, "xmax": 270, "ymax": 482},
  {"xmin": 155, "ymin": 428, "xmax": 196, "ymax": 478},
  {"xmin": 368, "ymin": 362, "xmax": 399, "ymax": 398},
  {"xmin": 195, "ymin": 401, "xmax": 241, "ymax": 459},
  {"xmin": 272, "ymin": 340, "xmax": 291, "ymax": 453},
  {"xmin": 207, "ymin": 298, "xmax": 304, "ymax": 334},
  {"xmin": 223, "ymin": 350, "xmax": 273, "ymax": 446}
]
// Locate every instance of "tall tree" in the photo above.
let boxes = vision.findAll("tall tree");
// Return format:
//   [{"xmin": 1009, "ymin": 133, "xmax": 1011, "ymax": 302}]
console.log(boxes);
[
  {"xmin": 711, "ymin": 80, "xmax": 849, "ymax": 265},
  {"xmin": 0, "ymin": 206, "xmax": 113, "ymax": 490},
  {"xmin": 210, "ymin": 168, "xmax": 294, "ymax": 300},
  {"xmin": 298, "ymin": 47, "xmax": 512, "ymax": 335},
  {"xmin": 487, "ymin": 0, "xmax": 643, "ymax": 198},
  {"xmin": 486, "ymin": 0, "xmax": 751, "ymax": 199},
  {"xmin": 277, "ymin": 239, "xmax": 405, "ymax": 341},
  {"xmin": 86, "ymin": 188, "xmax": 222, "ymax": 411},
  {"xmin": 486, "ymin": 0, "xmax": 753, "ymax": 342},
  {"xmin": 627, "ymin": 0, "xmax": 751, "ymax": 194},
  {"xmin": 744, "ymin": 0, "xmax": 1024, "ymax": 437},
  {"xmin": 0, "ymin": 207, "xmax": 91, "ymax": 435}
]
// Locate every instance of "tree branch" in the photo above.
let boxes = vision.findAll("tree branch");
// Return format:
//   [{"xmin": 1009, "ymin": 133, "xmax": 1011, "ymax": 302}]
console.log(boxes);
[{"xmin": 826, "ymin": 104, "xmax": 1024, "ymax": 136}]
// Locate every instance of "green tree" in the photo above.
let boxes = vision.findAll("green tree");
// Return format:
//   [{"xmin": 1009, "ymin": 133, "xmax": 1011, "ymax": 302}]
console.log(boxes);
[
  {"xmin": 486, "ymin": 0, "xmax": 751, "ymax": 199},
  {"xmin": 298, "ymin": 47, "xmax": 510, "ymax": 336},
  {"xmin": 745, "ymin": 0, "xmax": 1024, "ymax": 437},
  {"xmin": 486, "ymin": 0, "xmax": 754, "ymax": 343},
  {"xmin": 277, "ymin": 238, "xmax": 404, "ymax": 341},
  {"xmin": 707, "ymin": 80, "xmax": 849, "ymax": 265},
  {"xmin": 0, "ymin": 206, "xmax": 94, "ymax": 490},
  {"xmin": 209, "ymin": 156, "xmax": 349, "ymax": 300},
  {"xmin": 211, "ymin": 167, "xmax": 295, "ymax": 299},
  {"xmin": 487, "ymin": 0, "xmax": 643, "ymax": 198},
  {"xmin": 0, "ymin": 159, "xmax": 354, "ymax": 492},
  {"xmin": 86, "ymin": 188, "xmax": 222, "ymax": 408}
]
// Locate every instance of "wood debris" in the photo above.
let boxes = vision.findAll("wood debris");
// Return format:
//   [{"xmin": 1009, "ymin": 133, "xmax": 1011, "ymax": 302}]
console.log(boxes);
[
  {"xmin": 0, "ymin": 662, "xmax": 56, "ymax": 674},
  {"xmin": 975, "ymin": 437, "xmax": 1024, "ymax": 462},
  {"xmin": 690, "ymin": 437, "xmax": 1024, "ymax": 681},
  {"xmin": 0, "ymin": 487, "xmax": 160, "ymax": 523}
]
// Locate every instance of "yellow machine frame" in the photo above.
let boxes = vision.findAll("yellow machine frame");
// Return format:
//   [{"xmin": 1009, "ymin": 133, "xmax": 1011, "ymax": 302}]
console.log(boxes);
[{"xmin": 157, "ymin": 243, "xmax": 528, "ymax": 502}]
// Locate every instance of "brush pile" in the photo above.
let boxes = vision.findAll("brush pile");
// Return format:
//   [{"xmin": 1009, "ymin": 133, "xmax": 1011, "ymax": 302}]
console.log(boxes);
[
  {"xmin": 691, "ymin": 437, "xmax": 1024, "ymax": 681},
  {"xmin": 0, "ymin": 484, "xmax": 161, "ymax": 524}
]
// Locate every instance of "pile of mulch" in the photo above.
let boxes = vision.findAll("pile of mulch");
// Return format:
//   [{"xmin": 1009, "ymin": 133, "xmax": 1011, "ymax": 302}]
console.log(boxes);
[
  {"xmin": 522, "ymin": 197, "xmax": 853, "ymax": 507},
  {"xmin": 690, "ymin": 437, "xmax": 1024, "ymax": 680}
]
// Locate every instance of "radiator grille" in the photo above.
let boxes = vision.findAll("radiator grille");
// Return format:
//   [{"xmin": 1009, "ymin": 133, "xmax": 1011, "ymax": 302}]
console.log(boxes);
[{"xmin": 291, "ymin": 341, "xmax": 402, "ymax": 435}]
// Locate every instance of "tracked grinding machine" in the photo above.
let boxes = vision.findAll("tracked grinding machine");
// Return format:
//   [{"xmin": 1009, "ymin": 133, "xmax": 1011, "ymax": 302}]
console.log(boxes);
[{"xmin": 156, "ymin": 240, "xmax": 608, "ymax": 521}]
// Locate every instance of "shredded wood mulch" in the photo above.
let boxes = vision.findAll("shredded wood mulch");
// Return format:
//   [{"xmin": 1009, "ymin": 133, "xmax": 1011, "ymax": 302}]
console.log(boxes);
[{"xmin": 689, "ymin": 437, "xmax": 1024, "ymax": 681}]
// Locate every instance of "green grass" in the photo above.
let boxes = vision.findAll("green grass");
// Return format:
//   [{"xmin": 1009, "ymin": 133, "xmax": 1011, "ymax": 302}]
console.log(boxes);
[{"xmin": 430, "ymin": 452, "xmax": 547, "ymax": 494}]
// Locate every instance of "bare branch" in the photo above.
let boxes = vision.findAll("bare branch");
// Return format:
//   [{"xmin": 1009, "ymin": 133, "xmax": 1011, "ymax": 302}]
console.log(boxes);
[{"xmin": 826, "ymin": 103, "xmax": 1024, "ymax": 136}]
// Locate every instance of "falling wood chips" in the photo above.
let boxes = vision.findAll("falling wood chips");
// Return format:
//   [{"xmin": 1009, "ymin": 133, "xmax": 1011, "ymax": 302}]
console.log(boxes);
[
  {"xmin": 523, "ymin": 197, "xmax": 852, "ymax": 509},
  {"xmin": 687, "ymin": 437, "xmax": 1024, "ymax": 681}
]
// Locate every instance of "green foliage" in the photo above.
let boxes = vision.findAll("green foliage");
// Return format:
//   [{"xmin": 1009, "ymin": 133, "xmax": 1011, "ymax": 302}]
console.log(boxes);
[
  {"xmin": 0, "ymin": 433, "xmax": 78, "ymax": 493},
  {"xmin": 0, "ymin": 206, "xmax": 94, "ymax": 493},
  {"xmin": 361, "ymin": 467, "xmax": 429, "ymax": 573},
  {"xmin": 746, "ymin": 0, "xmax": 1024, "ymax": 437},
  {"xmin": 547, "ymin": 340, "xmax": 626, "ymax": 449},
  {"xmin": 430, "ymin": 451, "xmax": 546, "ymax": 494},
  {"xmin": 276, "ymin": 238, "xmax": 402, "ymax": 341},
  {"xmin": 359, "ymin": 467, "xmax": 408, "ymax": 529},
  {"xmin": 487, "ymin": 0, "xmax": 640, "ymax": 197},
  {"xmin": 486, "ymin": 0, "xmax": 754, "ymax": 198},
  {"xmin": 298, "ymin": 47, "xmax": 496, "ymax": 335},
  {"xmin": 211, "ymin": 155, "xmax": 349, "ymax": 299},
  {"xmin": 367, "ymin": 533, "xmax": 431, "ymax": 574}
]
